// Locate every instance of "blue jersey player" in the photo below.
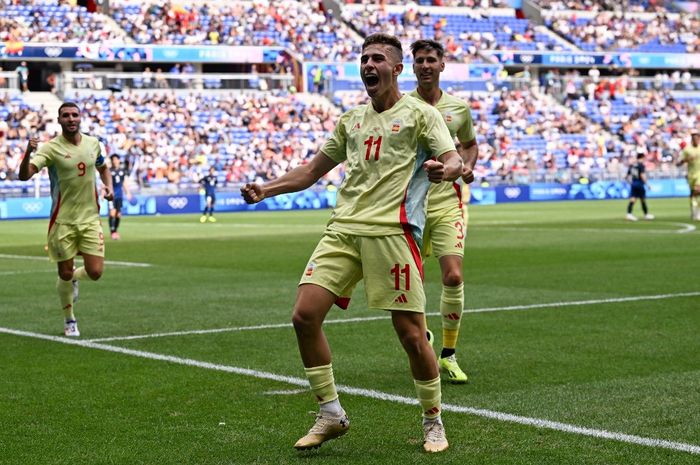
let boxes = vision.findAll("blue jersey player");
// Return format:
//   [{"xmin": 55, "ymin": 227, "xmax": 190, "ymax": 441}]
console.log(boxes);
[
  {"xmin": 626, "ymin": 153, "xmax": 654, "ymax": 221},
  {"xmin": 200, "ymin": 166, "xmax": 218, "ymax": 223},
  {"xmin": 109, "ymin": 154, "xmax": 131, "ymax": 239}
]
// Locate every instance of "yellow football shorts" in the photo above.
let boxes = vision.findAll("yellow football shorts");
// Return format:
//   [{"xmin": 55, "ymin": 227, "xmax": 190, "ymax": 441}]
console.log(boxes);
[
  {"xmin": 689, "ymin": 174, "xmax": 700, "ymax": 192},
  {"xmin": 299, "ymin": 229, "xmax": 426, "ymax": 312},
  {"xmin": 423, "ymin": 205, "xmax": 466, "ymax": 259},
  {"xmin": 47, "ymin": 221, "xmax": 105, "ymax": 262}
]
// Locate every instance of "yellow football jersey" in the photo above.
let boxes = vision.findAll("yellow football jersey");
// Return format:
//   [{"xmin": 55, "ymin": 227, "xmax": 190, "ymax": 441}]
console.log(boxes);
[
  {"xmin": 321, "ymin": 95, "xmax": 456, "ymax": 239},
  {"xmin": 409, "ymin": 90, "xmax": 475, "ymax": 214},
  {"xmin": 681, "ymin": 144, "xmax": 700, "ymax": 180},
  {"xmin": 30, "ymin": 133, "xmax": 105, "ymax": 226}
]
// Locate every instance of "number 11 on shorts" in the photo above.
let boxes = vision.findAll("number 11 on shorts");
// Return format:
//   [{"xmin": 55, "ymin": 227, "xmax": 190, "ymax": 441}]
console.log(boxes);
[{"xmin": 391, "ymin": 263, "xmax": 410, "ymax": 290}]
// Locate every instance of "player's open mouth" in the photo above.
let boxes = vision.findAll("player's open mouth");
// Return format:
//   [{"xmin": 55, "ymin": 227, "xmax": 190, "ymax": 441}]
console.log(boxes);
[{"xmin": 364, "ymin": 74, "xmax": 379, "ymax": 86}]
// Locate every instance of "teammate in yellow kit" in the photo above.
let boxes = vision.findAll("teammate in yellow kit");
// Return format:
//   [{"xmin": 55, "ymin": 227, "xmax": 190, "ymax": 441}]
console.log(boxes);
[
  {"xmin": 678, "ymin": 131, "xmax": 700, "ymax": 221},
  {"xmin": 242, "ymin": 33, "xmax": 462, "ymax": 453},
  {"xmin": 410, "ymin": 39, "xmax": 478, "ymax": 383},
  {"xmin": 19, "ymin": 102, "xmax": 113, "ymax": 337}
]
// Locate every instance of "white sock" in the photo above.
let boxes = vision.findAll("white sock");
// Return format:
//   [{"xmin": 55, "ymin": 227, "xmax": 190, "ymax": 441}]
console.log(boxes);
[
  {"xmin": 423, "ymin": 415, "xmax": 443, "ymax": 426},
  {"xmin": 319, "ymin": 398, "xmax": 343, "ymax": 416}
]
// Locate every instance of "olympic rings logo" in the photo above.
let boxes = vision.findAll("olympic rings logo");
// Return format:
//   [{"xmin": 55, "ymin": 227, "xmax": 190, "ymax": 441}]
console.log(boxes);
[
  {"xmin": 22, "ymin": 202, "xmax": 44, "ymax": 213},
  {"xmin": 167, "ymin": 197, "xmax": 189, "ymax": 209}
]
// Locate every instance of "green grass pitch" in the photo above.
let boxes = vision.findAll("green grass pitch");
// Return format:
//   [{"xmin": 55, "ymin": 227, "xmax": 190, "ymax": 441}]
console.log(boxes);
[{"xmin": 1, "ymin": 198, "xmax": 699, "ymax": 465}]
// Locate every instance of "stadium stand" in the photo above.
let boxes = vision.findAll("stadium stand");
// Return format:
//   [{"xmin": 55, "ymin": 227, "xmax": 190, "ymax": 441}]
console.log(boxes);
[
  {"xmin": 343, "ymin": 3, "xmax": 572, "ymax": 64},
  {"xmin": 0, "ymin": 0, "xmax": 698, "ymax": 196},
  {"xmin": 110, "ymin": 0, "xmax": 362, "ymax": 61},
  {"xmin": 545, "ymin": 10, "xmax": 700, "ymax": 53},
  {"xmin": 1, "ymin": 90, "xmax": 343, "ymax": 189},
  {"xmin": 0, "ymin": 0, "xmax": 128, "ymax": 43},
  {"xmin": 535, "ymin": 0, "xmax": 673, "ymax": 13}
]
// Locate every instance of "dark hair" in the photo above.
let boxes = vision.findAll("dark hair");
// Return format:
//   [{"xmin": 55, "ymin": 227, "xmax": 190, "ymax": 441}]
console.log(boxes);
[
  {"xmin": 110, "ymin": 154, "xmax": 120, "ymax": 160},
  {"xmin": 410, "ymin": 39, "xmax": 445, "ymax": 59},
  {"xmin": 362, "ymin": 33, "xmax": 403, "ymax": 62},
  {"xmin": 58, "ymin": 102, "xmax": 80, "ymax": 116},
  {"xmin": 637, "ymin": 153, "xmax": 645, "ymax": 159}
]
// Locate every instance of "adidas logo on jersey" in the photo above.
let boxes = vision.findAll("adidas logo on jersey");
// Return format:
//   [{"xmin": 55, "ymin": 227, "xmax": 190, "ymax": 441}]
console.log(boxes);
[
  {"xmin": 455, "ymin": 242, "xmax": 463, "ymax": 248},
  {"xmin": 394, "ymin": 293, "xmax": 408, "ymax": 304}
]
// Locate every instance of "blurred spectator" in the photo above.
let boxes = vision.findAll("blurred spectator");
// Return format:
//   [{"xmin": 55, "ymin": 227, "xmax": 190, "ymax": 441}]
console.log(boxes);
[{"xmin": 16, "ymin": 61, "xmax": 28, "ymax": 92}]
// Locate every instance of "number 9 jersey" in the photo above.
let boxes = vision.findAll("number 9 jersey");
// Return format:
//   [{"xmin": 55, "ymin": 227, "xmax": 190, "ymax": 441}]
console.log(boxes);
[{"xmin": 29, "ymin": 133, "xmax": 105, "ymax": 226}]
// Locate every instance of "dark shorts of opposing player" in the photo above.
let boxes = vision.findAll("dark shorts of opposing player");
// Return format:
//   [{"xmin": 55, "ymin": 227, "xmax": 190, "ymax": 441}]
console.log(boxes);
[
  {"xmin": 299, "ymin": 230, "xmax": 426, "ymax": 312},
  {"xmin": 109, "ymin": 197, "xmax": 123, "ymax": 213},
  {"xmin": 206, "ymin": 194, "xmax": 216, "ymax": 205},
  {"xmin": 47, "ymin": 221, "xmax": 105, "ymax": 262},
  {"xmin": 630, "ymin": 184, "xmax": 646, "ymax": 199}
]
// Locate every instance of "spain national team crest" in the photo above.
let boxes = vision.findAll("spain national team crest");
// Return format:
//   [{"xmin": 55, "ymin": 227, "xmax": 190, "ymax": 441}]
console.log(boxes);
[
  {"xmin": 391, "ymin": 119, "xmax": 402, "ymax": 133},
  {"xmin": 305, "ymin": 262, "xmax": 316, "ymax": 277}
]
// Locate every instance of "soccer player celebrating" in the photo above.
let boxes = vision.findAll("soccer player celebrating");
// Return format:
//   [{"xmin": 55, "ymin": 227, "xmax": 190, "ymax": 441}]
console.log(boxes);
[
  {"xmin": 625, "ymin": 153, "xmax": 654, "ymax": 221},
  {"xmin": 678, "ymin": 131, "xmax": 700, "ymax": 221},
  {"xmin": 241, "ymin": 33, "xmax": 462, "ymax": 453},
  {"xmin": 200, "ymin": 166, "xmax": 218, "ymax": 223},
  {"xmin": 409, "ymin": 39, "xmax": 477, "ymax": 384},
  {"xmin": 109, "ymin": 154, "xmax": 131, "ymax": 240},
  {"xmin": 19, "ymin": 102, "xmax": 113, "ymax": 337}
]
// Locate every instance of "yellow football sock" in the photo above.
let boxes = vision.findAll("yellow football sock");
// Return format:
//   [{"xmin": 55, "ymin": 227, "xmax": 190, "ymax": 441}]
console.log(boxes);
[
  {"xmin": 440, "ymin": 284, "xmax": 464, "ymax": 349},
  {"xmin": 305, "ymin": 364, "xmax": 338, "ymax": 404},
  {"xmin": 414, "ymin": 376, "xmax": 442, "ymax": 420},
  {"xmin": 73, "ymin": 266, "xmax": 90, "ymax": 281},
  {"xmin": 56, "ymin": 277, "xmax": 74, "ymax": 321}
]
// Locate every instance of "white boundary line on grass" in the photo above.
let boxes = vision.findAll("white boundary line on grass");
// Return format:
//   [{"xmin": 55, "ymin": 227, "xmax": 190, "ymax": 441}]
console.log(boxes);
[
  {"xmin": 1, "ymin": 325, "xmax": 698, "ymax": 456},
  {"xmin": 0, "ymin": 253, "xmax": 153, "ymax": 268},
  {"xmin": 486, "ymin": 222, "xmax": 696, "ymax": 235},
  {"xmin": 85, "ymin": 291, "xmax": 700, "ymax": 343}
]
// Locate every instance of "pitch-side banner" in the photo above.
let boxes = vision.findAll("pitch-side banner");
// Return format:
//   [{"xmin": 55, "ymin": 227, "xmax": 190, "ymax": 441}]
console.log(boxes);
[
  {"xmin": 0, "ymin": 181, "xmax": 689, "ymax": 220},
  {"xmin": 0, "ymin": 43, "xmax": 284, "ymax": 63},
  {"xmin": 488, "ymin": 51, "xmax": 700, "ymax": 69}
]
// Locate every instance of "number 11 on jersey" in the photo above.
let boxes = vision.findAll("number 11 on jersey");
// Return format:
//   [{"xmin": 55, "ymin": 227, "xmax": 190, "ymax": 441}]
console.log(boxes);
[{"xmin": 363, "ymin": 135, "xmax": 382, "ymax": 161}]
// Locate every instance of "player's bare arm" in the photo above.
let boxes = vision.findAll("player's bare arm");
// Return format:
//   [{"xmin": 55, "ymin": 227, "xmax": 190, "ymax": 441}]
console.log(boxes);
[
  {"xmin": 18, "ymin": 137, "xmax": 39, "ymax": 180},
  {"xmin": 459, "ymin": 138, "xmax": 477, "ymax": 184},
  {"xmin": 424, "ymin": 150, "xmax": 462, "ymax": 183},
  {"xmin": 241, "ymin": 152, "xmax": 339, "ymax": 204},
  {"xmin": 98, "ymin": 164, "xmax": 114, "ymax": 201}
]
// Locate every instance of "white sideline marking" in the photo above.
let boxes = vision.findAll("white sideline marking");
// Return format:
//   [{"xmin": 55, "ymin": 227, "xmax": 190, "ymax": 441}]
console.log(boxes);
[
  {"xmin": 0, "ymin": 269, "xmax": 55, "ymax": 276},
  {"xmin": 674, "ymin": 222, "xmax": 697, "ymax": 234},
  {"xmin": 263, "ymin": 389, "xmax": 308, "ymax": 396},
  {"xmin": 85, "ymin": 291, "xmax": 700, "ymax": 343},
  {"xmin": 1, "ymin": 326, "xmax": 698, "ymax": 456},
  {"xmin": 461, "ymin": 291, "xmax": 700, "ymax": 314},
  {"xmin": 0, "ymin": 253, "xmax": 152, "ymax": 268},
  {"xmin": 488, "ymin": 225, "xmax": 696, "ymax": 235}
]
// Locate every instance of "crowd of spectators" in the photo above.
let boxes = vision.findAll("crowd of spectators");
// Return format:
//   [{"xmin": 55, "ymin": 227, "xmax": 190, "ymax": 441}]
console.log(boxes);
[
  {"xmin": 344, "ymin": 0, "xmax": 508, "ymax": 7},
  {"xmin": 1, "ymin": 82, "xmax": 697, "ymax": 190},
  {"xmin": 0, "ymin": 0, "xmax": 128, "ymax": 44},
  {"xmin": 546, "ymin": 11, "xmax": 700, "ymax": 53},
  {"xmin": 0, "ymin": 91, "xmax": 343, "ymax": 188},
  {"xmin": 330, "ymin": 81, "xmax": 697, "ymax": 184},
  {"xmin": 110, "ymin": 0, "xmax": 361, "ymax": 61},
  {"xmin": 0, "ymin": 93, "xmax": 53, "ymax": 182},
  {"xmin": 536, "ymin": 0, "xmax": 671, "ymax": 13},
  {"xmin": 344, "ymin": 4, "xmax": 570, "ymax": 64}
]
